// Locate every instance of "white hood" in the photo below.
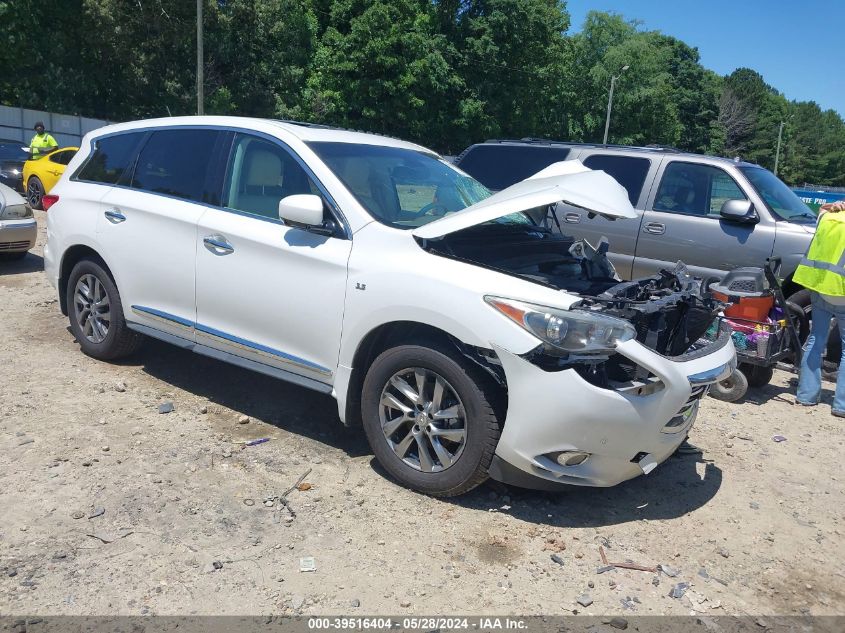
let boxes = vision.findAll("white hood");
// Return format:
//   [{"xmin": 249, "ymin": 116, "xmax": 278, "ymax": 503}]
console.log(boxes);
[{"xmin": 412, "ymin": 160, "xmax": 637, "ymax": 240}]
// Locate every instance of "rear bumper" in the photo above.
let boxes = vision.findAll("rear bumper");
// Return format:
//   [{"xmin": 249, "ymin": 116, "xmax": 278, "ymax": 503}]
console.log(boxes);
[
  {"xmin": 490, "ymin": 333, "xmax": 735, "ymax": 489},
  {"xmin": 0, "ymin": 219, "xmax": 37, "ymax": 252}
]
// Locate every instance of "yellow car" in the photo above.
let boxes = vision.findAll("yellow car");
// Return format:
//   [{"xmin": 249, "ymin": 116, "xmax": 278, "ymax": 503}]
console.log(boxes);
[{"xmin": 23, "ymin": 146, "xmax": 78, "ymax": 210}]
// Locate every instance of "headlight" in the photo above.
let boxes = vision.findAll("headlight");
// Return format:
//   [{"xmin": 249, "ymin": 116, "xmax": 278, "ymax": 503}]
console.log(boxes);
[
  {"xmin": 0, "ymin": 203, "xmax": 33, "ymax": 219},
  {"xmin": 485, "ymin": 296, "xmax": 636, "ymax": 355}
]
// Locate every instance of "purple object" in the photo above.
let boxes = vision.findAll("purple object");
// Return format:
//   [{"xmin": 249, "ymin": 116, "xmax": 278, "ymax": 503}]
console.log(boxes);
[
  {"xmin": 772, "ymin": 435, "xmax": 787, "ymax": 443},
  {"xmin": 244, "ymin": 438, "xmax": 270, "ymax": 447}
]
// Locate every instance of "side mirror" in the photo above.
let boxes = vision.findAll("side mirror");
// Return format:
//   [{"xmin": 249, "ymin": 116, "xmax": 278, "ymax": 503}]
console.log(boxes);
[
  {"xmin": 279, "ymin": 194, "xmax": 324, "ymax": 227},
  {"xmin": 720, "ymin": 199, "xmax": 758, "ymax": 224}
]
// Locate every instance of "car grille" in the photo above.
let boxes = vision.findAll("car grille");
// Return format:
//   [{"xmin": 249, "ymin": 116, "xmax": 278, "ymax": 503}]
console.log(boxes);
[
  {"xmin": 663, "ymin": 385, "xmax": 707, "ymax": 432},
  {"xmin": 0, "ymin": 240, "xmax": 30, "ymax": 251}
]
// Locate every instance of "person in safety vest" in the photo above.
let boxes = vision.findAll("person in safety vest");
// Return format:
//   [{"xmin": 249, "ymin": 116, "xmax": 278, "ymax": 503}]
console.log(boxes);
[
  {"xmin": 794, "ymin": 200, "xmax": 845, "ymax": 415},
  {"xmin": 28, "ymin": 121, "xmax": 58, "ymax": 160}
]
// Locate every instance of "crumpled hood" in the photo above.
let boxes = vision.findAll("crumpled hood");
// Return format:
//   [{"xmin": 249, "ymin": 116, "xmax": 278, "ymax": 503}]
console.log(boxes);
[{"xmin": 412, "ymin": 160, "xmax": 637, "ymax": 240}]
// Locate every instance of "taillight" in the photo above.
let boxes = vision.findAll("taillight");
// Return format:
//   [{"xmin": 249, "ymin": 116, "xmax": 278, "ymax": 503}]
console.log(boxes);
[{"xmin": 41, "ymin": 194, "xmax": 59, "ymax": 211}]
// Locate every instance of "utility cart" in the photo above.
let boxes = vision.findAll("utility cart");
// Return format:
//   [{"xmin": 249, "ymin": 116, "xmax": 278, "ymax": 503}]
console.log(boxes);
[{"xmin": 707, "ymin": 259, "xmax": 805, "ymax": 402}]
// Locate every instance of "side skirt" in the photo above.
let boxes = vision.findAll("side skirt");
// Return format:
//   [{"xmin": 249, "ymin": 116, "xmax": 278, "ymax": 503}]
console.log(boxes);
[{"xmin": 126, "ymin": 321, "xmax": 333, "ymax": 395}]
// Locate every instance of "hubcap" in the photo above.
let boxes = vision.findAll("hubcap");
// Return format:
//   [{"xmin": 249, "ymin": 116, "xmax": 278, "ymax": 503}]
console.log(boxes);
[
  {"xmin": 379, "ymin": 367, "xmax": 466, "ymax": 472},
  {"xmin": 73, "ymin": 274, "xmax": 111, "ymax": 343},
  {"xmin": 27, "ymin": 181, "xmax": 42, "ymax": 208}
]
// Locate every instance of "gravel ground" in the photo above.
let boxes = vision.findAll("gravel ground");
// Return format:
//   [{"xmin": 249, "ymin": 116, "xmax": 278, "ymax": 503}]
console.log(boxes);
[{"xmin": 1, "ymin": 212, "xmax": 843, "ymax": 617}]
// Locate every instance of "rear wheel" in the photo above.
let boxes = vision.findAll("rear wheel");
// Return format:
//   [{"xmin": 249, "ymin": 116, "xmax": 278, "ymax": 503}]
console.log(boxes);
[
  {"xmin": 66, "ymin": 258, "xmax": 143, "ymax": 360},
  {"xmin": 361, "ymin": 343, "xmax": 502, "ymax": 497},
  {"xmin": 742, "ymin": 363, "xmax": 774, "ymax": 388},
  {"xmin": 26, "ymin": 176, "xmax": 45, "ymax": 210}
]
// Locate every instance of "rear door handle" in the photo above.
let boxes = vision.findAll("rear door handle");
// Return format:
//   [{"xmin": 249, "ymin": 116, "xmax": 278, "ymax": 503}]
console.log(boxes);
[
  {"xmin": 643, "ymin": 222, "xmax": 665, "ymax": 235},
  {"xmin": 203, "ymin": 235, "xmax": 234, "ymax": 255},
  {"xmin": 564, "ymin": 212, "xmax": 581, "ymax": 224},
  {"xmin": 104, "ymin": 209, "xmax": 126, "ymax": 223}
]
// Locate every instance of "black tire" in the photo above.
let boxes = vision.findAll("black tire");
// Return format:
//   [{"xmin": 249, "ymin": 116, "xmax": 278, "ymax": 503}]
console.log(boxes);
[
  {"xmin": 66, "ymin": 258, "xmax": 142, "ymax": 360},
  {"xmin": 742, "ymin": 363, "xmax": 774, "ymax": 388},
  {"xmin": 361, "ymin": 343, "xmax": 502, "ymax": 497},
  {"xmin": 709, "ymin": 368, "xmax": 748, "ymax": 402},
  {"xmin": 26, "ymin": 176, "xmax": 45, "ymax": 211}
]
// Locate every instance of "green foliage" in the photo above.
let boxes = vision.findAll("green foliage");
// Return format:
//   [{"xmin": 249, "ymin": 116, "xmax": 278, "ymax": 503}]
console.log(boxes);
[{"xmin": 0, "ymin": 2, "xmax": 841, "ymax": 184}]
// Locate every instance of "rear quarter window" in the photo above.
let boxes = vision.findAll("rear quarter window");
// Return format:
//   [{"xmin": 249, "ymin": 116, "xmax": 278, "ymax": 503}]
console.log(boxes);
[
  {"xmin": 456, "ymin": 144, "xmax": 571, "ymax": 191},
  {"xmin": 75, "ymin": 132, "xmax": 146, "ymax": 185}
]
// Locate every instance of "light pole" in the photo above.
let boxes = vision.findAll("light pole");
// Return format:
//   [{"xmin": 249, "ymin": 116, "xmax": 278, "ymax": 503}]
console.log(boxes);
[
  {"xmin": 774, "ymin": 119, "xmax": 785, "ymax": 176},
  {"xmin": 603, "ymin": 65, "xmax": 629, "ymax": 145},
  {"xmin": 196, "ymin": 0, "xmax": 204, "ymax": 115}
]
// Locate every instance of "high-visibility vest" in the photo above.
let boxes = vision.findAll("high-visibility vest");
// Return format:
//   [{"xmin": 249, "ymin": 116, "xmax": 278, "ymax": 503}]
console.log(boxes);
[
  {"xmin": 30, "ymin": 132, "xmax": 57, "ymax": 159},
  {"xmin": 793, "ymin": 212, "xmax": 845, "ymax": 297}
]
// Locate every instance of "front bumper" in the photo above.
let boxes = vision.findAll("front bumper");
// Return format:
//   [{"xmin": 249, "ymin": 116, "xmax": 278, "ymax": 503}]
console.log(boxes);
[
  {"xmin": 491, "ymin": 333, "xmax": 735, "ymax": 489},
  {"xmin": 0, "ymin": 219, "xmax": 37, "ymax": 253}
]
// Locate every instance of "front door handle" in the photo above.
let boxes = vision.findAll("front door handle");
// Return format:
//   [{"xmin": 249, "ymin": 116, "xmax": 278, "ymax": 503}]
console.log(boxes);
[
  {"xmin": 203, "ymin": 235, "xmax": 234, "ymax": 255},
  {"xmin": 564, "ymin": 212, "xmax": 581, "ymax": 224},
  {"xmin": 104, "ymin": 209, "xmax": 126, "ymax": 224},
  {"xmin": 643, "ymin": 222, "xmax": 665, "ymax": 235}
]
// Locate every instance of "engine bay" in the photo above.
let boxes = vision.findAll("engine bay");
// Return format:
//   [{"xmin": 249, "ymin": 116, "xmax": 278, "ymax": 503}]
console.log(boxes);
[{"xmin": 423, "ymin": 219, "xmax": 723, "ymax": 365}]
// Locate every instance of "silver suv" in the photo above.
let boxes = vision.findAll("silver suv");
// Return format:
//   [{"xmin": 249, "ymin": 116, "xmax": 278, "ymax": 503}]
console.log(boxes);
[{"xmin": 454, "ymin": 140, "xmax": 816, "ymax": 306}]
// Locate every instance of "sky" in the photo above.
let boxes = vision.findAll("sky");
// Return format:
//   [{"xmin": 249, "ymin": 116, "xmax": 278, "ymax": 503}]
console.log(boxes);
[{"xmin": 566, "ymin": 0, "xmax": 845, "ymax": 116}]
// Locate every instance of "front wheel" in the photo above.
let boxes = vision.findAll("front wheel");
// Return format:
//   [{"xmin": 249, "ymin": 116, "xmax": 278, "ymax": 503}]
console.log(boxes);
[
  {"xmin": 709, "ymin": 368, "xmax": 748, "ymax": 402},
  {"xmin": 361, "ymin": 343, "xmax": 502, "ymax": 497}
]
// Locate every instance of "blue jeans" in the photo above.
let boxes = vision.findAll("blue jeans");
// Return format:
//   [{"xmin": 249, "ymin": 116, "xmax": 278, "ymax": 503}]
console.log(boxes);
[{"xmin": 797, "ymin": 292, "xmax": 845, "ymax": 412}]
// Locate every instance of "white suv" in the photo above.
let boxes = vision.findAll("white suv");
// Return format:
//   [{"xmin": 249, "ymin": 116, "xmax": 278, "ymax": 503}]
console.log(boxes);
[{"xmin": 44, "ymin": 117, "xmax": 735, "ymax": 496}]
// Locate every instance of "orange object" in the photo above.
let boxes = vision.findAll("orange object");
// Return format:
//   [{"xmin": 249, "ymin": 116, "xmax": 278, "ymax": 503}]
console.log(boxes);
[{"xmin": 713, "ymin": 290, "xmax": 774, "ymax": 322}]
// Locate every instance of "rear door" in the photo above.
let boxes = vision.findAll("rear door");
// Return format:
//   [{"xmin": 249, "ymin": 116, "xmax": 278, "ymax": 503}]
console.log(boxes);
[
  {"xmin": 194, "ymin": 132, "xmax": 351, "ymax": 387},
  {"xmin": 96, "ymin": 127, "xmax": 228, "ymax": 341},
  {"xmin": 43, "ymin": 149, "xmax": 76, "ymax": 191},
  {"xmin": 550, "ymin": 152, "xmax": 659, "ymax": 279},
  {"xmin": 633, "ymin": 160, "xmax": 777, "ymax": 279}
]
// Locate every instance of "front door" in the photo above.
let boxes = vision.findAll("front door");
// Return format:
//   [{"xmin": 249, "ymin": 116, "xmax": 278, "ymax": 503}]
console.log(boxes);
[
  {"xmin": 194, "ymin": 133, "xmax": 351, "ymax": 387},
  {"xmin": 633, "ymin": 160, "xmax": 776, "ymax": 279}
]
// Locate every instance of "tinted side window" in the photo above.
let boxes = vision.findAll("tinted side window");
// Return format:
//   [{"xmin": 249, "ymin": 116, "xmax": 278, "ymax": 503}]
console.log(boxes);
[
  {"xmin": 223, "ymin": 133, "xmax": 319, "ymax": 220},
  {"xmin": 50, "ymin": 150, "xmax": 76, "ymax": 166},
  {"xmin": 131, "ymin": 129, "xmax": 220, "ymax": 202},
  {"xmin": 653, "ymin": 162, "xmax": 747, "ymax": 217},
  {"xmin": 75, "ymin": 133, "xmax": 146, "ymax": 184},
  {"xmin": 456, "ymin": 145, "xmax": 571, "ymax": 191},
  {"xmin": 582, "ymin": 154, "xmax": 650, "ymax": 206}
]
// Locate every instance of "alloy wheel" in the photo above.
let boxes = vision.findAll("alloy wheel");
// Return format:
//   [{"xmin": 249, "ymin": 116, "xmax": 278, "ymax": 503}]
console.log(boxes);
[
  {"xmin": 26, "ymin": 180, "xmax": 43, "ymax": 209},
  {"xmin": 379, "ymin": 367, "xmax": 467, "ymax": 472},
  {"xmin": 73, "ymin": 274, "xmax": 111, "ymax": 343}
]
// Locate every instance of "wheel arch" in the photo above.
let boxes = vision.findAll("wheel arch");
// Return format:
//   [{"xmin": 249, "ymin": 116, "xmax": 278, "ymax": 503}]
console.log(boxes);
[
  {"xmin": 341, "ymin": 320, "xmax": 506, "ymax": 427},
  {"xmin": 58, "ymin": 245, "xmax": 112, "ymax": 315}
]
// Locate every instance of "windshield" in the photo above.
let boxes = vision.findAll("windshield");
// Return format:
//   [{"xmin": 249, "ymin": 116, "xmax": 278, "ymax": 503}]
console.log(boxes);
[
  {"xmin": 739, "ymin": 166, "xmax": 817, "ymax": 223},
  {"xmin": 307, "ymin": 142, "xmax": 494, "ymax": 229}
]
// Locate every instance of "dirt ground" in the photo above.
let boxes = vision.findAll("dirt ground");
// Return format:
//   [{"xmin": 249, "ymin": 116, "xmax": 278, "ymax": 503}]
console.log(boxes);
[{"xmin": 1, "ymin": 212, "xmax": 843, "ymax": 618}]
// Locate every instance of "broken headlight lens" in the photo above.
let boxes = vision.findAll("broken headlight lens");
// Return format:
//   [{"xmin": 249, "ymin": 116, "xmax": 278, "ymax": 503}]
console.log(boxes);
[{"xmin": 485, "ymin": 296, "xmax": 636, "ymax": 355}]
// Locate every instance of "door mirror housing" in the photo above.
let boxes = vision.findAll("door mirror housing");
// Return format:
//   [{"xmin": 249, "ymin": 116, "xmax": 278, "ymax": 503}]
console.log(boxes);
[
  {"xmin": 279, "ymin": 194, "xmax": 324, "ymax": 227},
  {"xmin": 720, "ymin": 199, "xmax": 759, "ymax": 224}
]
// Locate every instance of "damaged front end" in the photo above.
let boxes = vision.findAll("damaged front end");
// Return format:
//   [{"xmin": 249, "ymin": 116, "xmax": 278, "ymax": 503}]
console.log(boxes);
[
  {"xmin": 424, "ymin": 219, "xmax": 726, "ymax": 389},
  {"xmin": 565, "ymin": 263, "xmax": 727, "ymax": 388}
]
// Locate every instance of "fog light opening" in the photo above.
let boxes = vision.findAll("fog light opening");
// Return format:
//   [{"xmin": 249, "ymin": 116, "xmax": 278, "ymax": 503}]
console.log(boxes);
[{"xmin": 554, "ymin": 451, "xmax": 591, "ymax": 467}]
